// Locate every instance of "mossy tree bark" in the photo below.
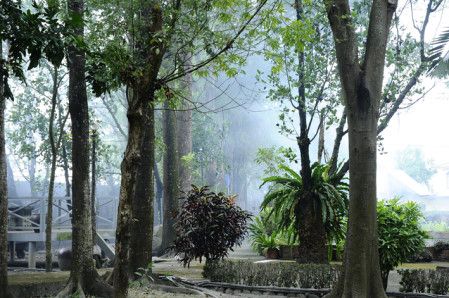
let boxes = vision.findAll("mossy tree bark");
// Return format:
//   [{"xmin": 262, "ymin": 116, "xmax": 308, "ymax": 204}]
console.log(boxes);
[
  {"xmin": 129, "ymin": 104, "xmax": 155, "ymax": 275},
  {"xmin": 323, "ymin": 0, "xmax": 397, "ymax": 296},
  {"xmin": 57, "ymin": 0, "xmax": 113, "ymax": 296}
]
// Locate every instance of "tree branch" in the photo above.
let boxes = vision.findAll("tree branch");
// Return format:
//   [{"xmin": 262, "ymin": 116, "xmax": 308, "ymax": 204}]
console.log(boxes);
[{"xmin": 161, "ymin": 0, "xmax": 268, "ymax": 84}]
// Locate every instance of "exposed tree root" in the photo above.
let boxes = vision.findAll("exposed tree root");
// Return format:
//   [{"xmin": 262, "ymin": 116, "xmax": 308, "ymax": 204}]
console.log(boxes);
[{"xmin": 56, "ymin": 276, "xmax": 113, "ymax": 298}]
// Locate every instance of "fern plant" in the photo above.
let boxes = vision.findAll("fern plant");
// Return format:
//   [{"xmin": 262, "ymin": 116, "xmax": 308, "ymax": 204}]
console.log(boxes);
[{"xmin": 260, "ymin": 163, "xmax": 349, "ymax": 243}]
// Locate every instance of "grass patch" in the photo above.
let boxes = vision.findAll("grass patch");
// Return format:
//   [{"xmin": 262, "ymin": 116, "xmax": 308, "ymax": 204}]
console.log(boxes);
[
  {"xmin": 8, "ymin": 269, "xmax": 112, "ymax": 286},
  {"xmin": 56, "ymin": 232, "xmax": 72, "ymax": 241}
]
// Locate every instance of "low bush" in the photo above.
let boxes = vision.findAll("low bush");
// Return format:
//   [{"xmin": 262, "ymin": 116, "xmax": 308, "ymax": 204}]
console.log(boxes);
[
  {"xmin": 398, "ymin": 269, "xmax": 449, "ymax": 295},
  {"xmin": 172, "ymin": 185, "xmax": 251, "ymax": 267},
  {"xmin": 203, "ymin": 259, "xmax": 340, "ymax": 289}
]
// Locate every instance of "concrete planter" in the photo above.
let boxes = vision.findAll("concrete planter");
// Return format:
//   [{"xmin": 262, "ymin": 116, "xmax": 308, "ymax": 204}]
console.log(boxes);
[
  {"xmin": 265, "ymin": 248, "xmax": 280, "ymax": 259},
  {"xmin": 279, "ymin": 245, "xmax": 300, "ymax": 260}
]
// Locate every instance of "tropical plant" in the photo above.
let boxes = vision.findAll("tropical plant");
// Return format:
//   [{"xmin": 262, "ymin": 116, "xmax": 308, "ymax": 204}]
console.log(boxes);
[
  {"xmin": 248, "ymin": 207, "xmax": 296, "ymax": 255},
  {"xmin": 172, "ymin": 185, "xmax": 251, "ymax": 267},
  {"xmin": 377, "ymin": 198, "xmax": 428, "ymax": 289},
  {"xmin": 430, "ymin": 27, "xmax": 449, "ymax": 76},
  {"xmin": 260, "ymin": 163, "xmax": 349, "ymax": 243}
]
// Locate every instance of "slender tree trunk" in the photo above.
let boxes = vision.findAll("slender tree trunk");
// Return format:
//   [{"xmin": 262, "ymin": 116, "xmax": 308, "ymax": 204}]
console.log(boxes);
[
  {"xmin": 160, "ymin": 101, "xmax": 179, "ymax": 254},
  {"xmin": 91, "ymin": 129, "xmax": 97, "ymax": 246},
  {"xmin": 62, "ymin": 140, "xmax": 71, "ymax": 208},
  {"xmin": 57, "ymin": 0, "xmax": 112, "ymax": 296},
  {"xmin": 45, "ymin": 66, "xmax": 59, "ymax": 272},
  {"xmin": 324, "ymin": 0, "xmax": 397, "ymax": 296},
  {"xmin": 295, "ymin": 0, "xmax": 327, "ymax": 264},
  {"xmin": 176, "ymin": 56, "xmax": 193, "ymax": 195},
  {"xmin": 317, "ymin": 114, "xmax": 325, "ymax": 163},
  {"xmin": 57, "ymin": 98, "xmax": 72, "ymax": 208},
  {"xmin": 154, "ymin": 162, "xmax": 163, "ymax": 225},
  {"xmin": 328, "ymin": 109, "xmax": 347, "ymax": 176},
  {"xmin": 29, "ymin": 153, "xmax": 37, "ymax": 198},
  {"xmin": 0, "ymin": 41, "xmax": 12, "ymax": 298}
]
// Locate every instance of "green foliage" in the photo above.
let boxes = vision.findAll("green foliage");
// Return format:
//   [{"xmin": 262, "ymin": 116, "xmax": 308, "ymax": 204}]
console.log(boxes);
[
  {"xmin": 260, "ymin": 163, "xmax": 348, "ymax": 242},
  {"xmin": 258, "ymin": 1, "xmax": 341, "ymax": 138},
  {"xmin": 1, "ymin": 1, "xmax": 65, "ymax": 98},
  {"xmin": 255, "ymin": 146, "xmax": 297, "ymax": 176},
  {"xmin": 248, "ymin": 207, "xmax": 296, "ymax": 255},
  {"xmin": 85, "ymin": 0, "xmax": 275, "ymax": 96},
  {"xmin": 173, "ymin": 185, "xmax": 250, "ymax": 267},
  {"xmin": 396, "ymin": 147, "xmax": 435, "ymax": 184},
  {"xmin": 377, "ymin": 198, "xmax": 428, "ymax": 283},
  {"xmin": 203, "ymin": 259, "xmax": 340, "ymax": 289},
  {"xmin": 398, "ymin": 269, "xmax": 449, "ymax": 295}
]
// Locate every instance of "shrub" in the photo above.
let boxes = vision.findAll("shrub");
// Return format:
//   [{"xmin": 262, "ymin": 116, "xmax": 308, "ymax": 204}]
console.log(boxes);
[
  {"xmin": 248, "ymin": 207, "xmax": 296, "ymax": 255},
  {"xmin": 203, "ymin": 259, "xmax": 340, "ymax": 288},
  {"xmin": 377, "ymin": 198, "xmax": 428, "ymax": 289},
  {"xmin": 398, "ymin": 269, "xmax": 449, "ymax": 295},
  {"xmin": 172, "ymin": 185, "xmax": 251, "ymax": 267}
]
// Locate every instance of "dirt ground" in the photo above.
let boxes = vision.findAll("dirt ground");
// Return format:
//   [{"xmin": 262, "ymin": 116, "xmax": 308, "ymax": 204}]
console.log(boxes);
[{"xmin": 7, "ymin": 243, "xmax": 449, "ymax": 297}]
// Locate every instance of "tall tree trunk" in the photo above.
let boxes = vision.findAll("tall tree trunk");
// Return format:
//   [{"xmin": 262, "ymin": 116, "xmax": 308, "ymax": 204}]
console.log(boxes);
[
  {"xmin": 317, "ymin": 114, "xmax": 325, "ymax": 163},
  {"xmin": 45, "ymin": 66, "xmax": 59, "ymax": 272},
  {"xmin": 113, "ymin": 1, "xmax": 164, "ymax": 295},
  {"xmin": 154, "ymin": 162, "xmax": 163, "ymax": 225},
  {"xmin": 29, "ymin": 153, "xmax": 37, "ymax": 197},
  {"xmin": 114, "ymin": 92, "xmax": 157, "ymax": 296},
  {"xmin": 0, "ymin": 41, "xmax": 12, "ymax": 298},
  {"xmin": 324, "ymin": 0, "xmax": 397, "ymax": 296},
  {"xmin": 129, "ymin": 105, "xmax": 154, "ymax": 275},
  {"xmin": 294, "ymin": 0, "xmax": 327, "ymax": 264},
  {"xmin": 57, "ymin": 0, "xmax": 112, "ymax": 296},
  {"xmin": 58, "ymin": 98, "xmax": 72, "ymax": 208},
  {"xmin": 176, "ymin": 56, "xmax": 193, "ymax": 195},
  {"xmin": 91, "ymin": 129, "xmax": 97, "ymax": 246},
  {"xmin": 160, "ymin": 101, "xmax": 179, "ymax": 254}
]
